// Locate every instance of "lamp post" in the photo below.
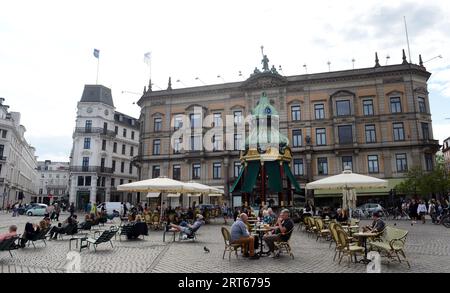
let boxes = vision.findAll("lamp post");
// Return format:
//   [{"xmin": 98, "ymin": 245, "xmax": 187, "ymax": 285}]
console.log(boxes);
[
  {"xmin": 424, "ymin": 55, "xmax": 443, "ymax": 63},
  {"xmin": 176, "ymin": 79, "xmax": 187, "ymax": 87},
  {"xmin": 195, "ymin": 77, "xmax": 206, "ymax": 85}
]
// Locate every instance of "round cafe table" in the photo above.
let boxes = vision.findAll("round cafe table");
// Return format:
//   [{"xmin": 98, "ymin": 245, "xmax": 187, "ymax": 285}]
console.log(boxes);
[
  {"xmin": 352, "ymin": 232, "xmax": 378, "ymax": 264},
  {"xmin": 253, "ymin": 228, "xmax": 271, "ymax": 257}
]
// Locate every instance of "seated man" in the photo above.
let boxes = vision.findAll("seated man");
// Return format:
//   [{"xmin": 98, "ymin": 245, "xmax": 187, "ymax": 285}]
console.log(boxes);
[
  {"xmin": 0, "ymin": 225, "xmax": 18, "ymax": 241},
  {"xmin": 170, "ymin": 214, "xmax": 204, "ymax": 238},
  {"xmin": 363, "ymin": 212, "xmax": 386, "ymax": 233},
  {"xmin": 230, "ymin": 213, "xmax": 259, "ymax": 259},
  {"xmin": 263, "ymin": 209, "xmax": 294, "ymax": 258},
  {"xmin": 49, "ymin": 215, "xmax": 78, "ymax": 239}
]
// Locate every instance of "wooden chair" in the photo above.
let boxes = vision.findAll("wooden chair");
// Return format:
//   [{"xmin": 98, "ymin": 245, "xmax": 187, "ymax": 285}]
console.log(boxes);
[
  {"xmin": 221, "ymin": 227, "xmax": 241, "ymax": 260},
  {"xmin": 336, "ymin": 229, "xmax": 364, "ymax": 267}
]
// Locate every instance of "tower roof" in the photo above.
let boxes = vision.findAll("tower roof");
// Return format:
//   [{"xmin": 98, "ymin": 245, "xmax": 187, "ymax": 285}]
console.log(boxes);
[{"xmin": 80, "ymin": 85, "xmax": 114, "ymax": 107}]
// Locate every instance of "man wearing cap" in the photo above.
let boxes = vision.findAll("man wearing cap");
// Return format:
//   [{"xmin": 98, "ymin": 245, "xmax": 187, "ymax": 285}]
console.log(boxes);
[
  {"xmin": 263, "ymin": 209, "xmax": 294, "ymax": 258},
  {"xmin": 170, "ymin": 214, "xmax": 204, "ymax": 237}
]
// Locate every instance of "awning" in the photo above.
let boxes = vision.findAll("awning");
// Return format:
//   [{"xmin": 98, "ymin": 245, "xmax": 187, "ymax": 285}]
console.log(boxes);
[
  {"xmin": 167, "ymin": 193, "xmax": 181, "ymax": 198},
  {"xmin": 242, "ymin": 161, "xmax": 260, "ymax": 193},
  {"xmin": 283, "ymin": 162, "xmax": 301, "ymax": 193},
  {"xmin": 187, "ymin": 193, "xmax": 201, "ymax": 197},
  {"xmin": 265, "ymin": 161, "xmax": 283, "ymax": 192},
  {"xmin": 146, "ymin": 192, "xmax": 160, "ymax": 198},
  {"xmin": 208, "ymin": 193, "xmax": 223, "ymax": 197},
  {"xmin": 230, "ymin": 167, "xmax": 244, "ymax": 193}
]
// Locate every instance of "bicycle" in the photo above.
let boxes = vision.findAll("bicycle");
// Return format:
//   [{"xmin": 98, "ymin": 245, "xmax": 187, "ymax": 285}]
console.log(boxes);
[{"xmin": 438, "ymin": 208, "xmax": 450, "ymax": 228}]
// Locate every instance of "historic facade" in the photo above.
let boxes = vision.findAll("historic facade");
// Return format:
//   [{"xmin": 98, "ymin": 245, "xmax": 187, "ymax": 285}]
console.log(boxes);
[
  {"xmin": 443, "ymin": 137, "xmax": 450, "ymax": 172},
  {"xmin": 36, "ymin": 160, "xmax": 70, "ymax": 205},
  {"xmin": 0, "ymin": 98, "xmax": 39, "ymax": 208},
  {"xmin": 68, "ymin": 85, "xmax": 140, "ymax": 210},
  {"xmin": 136, "ymin": 50, "xmax": 439, "ymax": 207}
]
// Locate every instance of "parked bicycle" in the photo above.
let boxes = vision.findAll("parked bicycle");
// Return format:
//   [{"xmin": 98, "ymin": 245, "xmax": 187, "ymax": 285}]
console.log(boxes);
[{"xmin": 438, "ymin": 208, "xmax": 450, "ymax": 228}]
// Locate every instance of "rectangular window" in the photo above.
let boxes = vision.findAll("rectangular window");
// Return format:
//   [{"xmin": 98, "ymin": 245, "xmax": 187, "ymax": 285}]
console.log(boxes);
[
  {"xmin": 293, "ymin": 159, "xmax": 304, "ymax": 176},
  {"xmin": 77, "ymin": 176, "xmax": 84, "ymax": 186},
  {"xmin": 120, "ymin": 162, "xmax": 125, "ymax": 173},
  {"xmin": 82, "ymin": 157, "xmax": 89, "ymax": 171},
  {"xmin": 85, "ymin": 176, "xmax": 91, "ymax": 187},
  {"xmin": 342, "ymin": 156, "xmax": 353, "ymax": 171},
  {"xmin": 154, "ymin": 117, "xmax": 162, "ymax": 132},
  {"xmin": 338, "ymin": 125, "xmax": 353, "ymax": 144},
  {"xmin": 234, "ymin": 162, "xmax": 241, "ymax": 178},
  {"xmin": 213, "ymin": 162, "xmax": 222, "ymax": 179},
  {"xmin": 393, "ymin": 123, "xmax": 405, "ymax": 141},
  {"xmin": 317, "ymin": 157, "xmax": 328, "ymax": 175},
  {"xmin": 315, "ymin": 128, "xmax": 326, "ymax": 146},
  {"xmin": 234, "ymin": 133, "xmax": 243, "ymax": 150},
  {"xmin": 425, "ymin": 154, "xmax": 433, "ymax": 171},
  {"xmin": 131, "ymin": 131, "xmax": 135, "ymax": 140},
  {"xmin": 314, "ymin": 104, "xmax": 325, "ymax": 120},
  {"xmin": 112, "ymin": 160, "xmax": 116, "ymax": 172},
  {"xmin": 190, "ymin": 113, "xmax": 201, "ymax": 128},
  {"xmin": 120, "ymin": 179, "xmax": 124, "ymax": 185},
  {"xmin": 123, "ymin": 128, "xmax": 127, "ymax": 138},
  {"xmin": 213, "ymin": 135, "xmax": 222, "ymax": 151},
  {"xmin": 418, "ymin": 97, "xmax": 426, "ymax": 113},
  {"xmin": 396, "ymin": 153, "xmax": 408, "ymax": 172},
  {"xmin": 190, "ymin": 135, "xmax": 202, "ymax": 151},
  {"xmin": 111, "ymin": 178, "xmax": 115, "ymax": 187},
  {"xmin": 213, "ymin": 113, "xmax": 222, "ymax": 127},
  {"xmin": 103, "ymin": 122, "xmax": 108, "ymax": 134},
  {"xmin": 129, "ymin": 163, "xmax": 133, "ymax": 174},
  {"xmin": 192, "ymin": 163, "xmax": 201, "ymax": 179},
  {"xmin": 291, "ymin": 105, "xmax": 301, "ymax": 121},
  {"xmin": 234, "ymin": 111, "xmax": 243, "ymax": 125},
  {"xmin": 368, "ymin": 155, "xmax": 379, "ymax": 173},
  {"xmin": 85, "ymin": 120, "xmax": 92, "ymax": 131},
  {"xmin": 363, "ymin": 99, "xmax": 374, "ymax": 116},
  {"xmin": 390, "ymin": 97, "xmax": 402, "ymax": 113},
  {"xmin": 1, "ymin": 130, "xmax": 6, "ymax": 138},
  {"xmin": 101, "ymin": 177, "xmax": 105, "ymax": 187},
  {"xmin": 84, "ymin": 138, "xmax": 91, "ymax": 149},
  {"xmin": 174, "ymin": 115, "xmax": 183, "ymax": 130},
  {"xmin": 173, "ymin": 165, "xmax": 181, "ymax": 180},
  {"xmin": 421, "ymin": 122, "xmax": 430, "ymax": 140},
  {"xmin": 292, "ymin": 129, "xmax": 302, "ymax": 147},
  {"xmin": 102, "ymin": 140, "xmax": 106, "ymax": 151},
  {"xmin": 174, "ymin": 138, "xmax": 182, "ymax": 154},
  {"xmin": 114, "ymin": 126, "xmax": 118, "ymax": 135},
  {"xmin": 0, "ymin": 145, "xmax": 3, "ymax": 157},
  {"xmin": 122, "ymin": 144, "xmax": 126, "ymax": 155},
  {"xmin": 130, "ymin": 146, "xmax": 134, "ymax": 157},
  {"xmin": 113, "ymin": 142, "xmax": 117, "ymax": 153},
  {"xmin": 365, "ymin": 125, "xmax": 377, "ymax": 143},
  {"xmin": 152, "ymin": 165, "xmax": 160, "ymax": 178},
  {"xmin": 336, "ymin": 100, "xmax": 351, "ymax": 116},
  {"xmin": 100, "ymin": 158, "xmax": 105, "ymax": 170},
  {"xmin": 153, "ymin": 140, "xmax": 161, "ymax": 155}
]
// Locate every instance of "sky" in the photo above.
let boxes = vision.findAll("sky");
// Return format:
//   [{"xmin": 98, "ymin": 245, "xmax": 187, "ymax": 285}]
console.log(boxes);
[{"xmin": 1, "ymin": 0, "xmax": 450, "ymax": 161}]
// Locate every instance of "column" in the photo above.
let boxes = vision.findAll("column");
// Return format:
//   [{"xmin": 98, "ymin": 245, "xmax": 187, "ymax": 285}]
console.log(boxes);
[
  {"xmin": 90, "ymin": 176, "xmax": 97, "ymax": 204},
  {"xmin": 69, "ymin": 175, "xmax": 77, "ymax": 206},
  {"xmin": 105, "ymin": 186, "xmax": 111, "ymax": 202}
]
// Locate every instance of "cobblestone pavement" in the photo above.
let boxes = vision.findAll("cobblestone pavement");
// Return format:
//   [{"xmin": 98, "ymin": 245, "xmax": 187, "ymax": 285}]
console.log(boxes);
[{"xmin": 1, "ymin": 211, "xmax": 449, "ymax": 273}]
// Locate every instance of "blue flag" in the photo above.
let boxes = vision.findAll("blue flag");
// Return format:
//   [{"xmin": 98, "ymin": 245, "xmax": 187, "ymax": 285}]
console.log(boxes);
[{"xmin": 93, "ymin": 49, "xmax": 100, "ymax": 58}]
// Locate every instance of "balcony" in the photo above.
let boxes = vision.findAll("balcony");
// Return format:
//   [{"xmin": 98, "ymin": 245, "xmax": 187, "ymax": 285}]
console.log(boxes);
[
  {"xmin": 69, "ymin": 166, "xmax": 114, "ymax": 174},
  {"xmin": 0, "ymin": 156, "xmax": 6, "ymax": 161},
  {"xmin": 74, "ymin": 127, "xmax": 116, "ymax": 137}
]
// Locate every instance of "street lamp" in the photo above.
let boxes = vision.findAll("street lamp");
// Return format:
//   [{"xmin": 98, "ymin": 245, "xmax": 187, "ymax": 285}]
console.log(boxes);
[
  {"xmin": 327, "ymin": 61, "xmax": 331, "ymax": 72},
  {"xmin": 217, "ymin": 75, "xmax": 226, "ymax": 82},
  {"xmin": 303, "ymin": 64, "xmax": 307, "ymax": 74},
  {"xmin": 424, "ymin": 55, "xmax": 443, "ymax": 63},
  {"xmin": 176, "ymin": 79, "xmax": 187, "ymax": 87},
  {"xmin": 195, "ymin": 77, "xmax": 206, "ymax": 85}
]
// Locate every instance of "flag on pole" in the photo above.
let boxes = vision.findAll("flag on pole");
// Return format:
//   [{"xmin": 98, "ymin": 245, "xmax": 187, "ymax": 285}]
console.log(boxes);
[
  {"xmin": 144, "ymin": 52, "xmax": 151, "ymax": 65},
  {"xmin": 93, "ymin": 49, "xmax": 100, "ymax": 59}
]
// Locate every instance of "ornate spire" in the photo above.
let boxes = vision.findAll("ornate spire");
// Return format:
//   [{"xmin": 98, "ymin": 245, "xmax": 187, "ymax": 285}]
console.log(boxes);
[
  {"xmin": 402, "ymin": 49, "xmax": 408, "ymax": 64},
  {"xmin": 419, "ymin": 54, "xmax": 424, "ymax": 67},
  {"xmin": 143, "ymin": 86, "xmax": 146, "ymax": 94},
  {"xmin": 374, "ymin": 52, "xmax": 380, "ymax": 67},
  {"xmin": 167, "ymin": 77, "xmax": 172, "ymax": 90}
]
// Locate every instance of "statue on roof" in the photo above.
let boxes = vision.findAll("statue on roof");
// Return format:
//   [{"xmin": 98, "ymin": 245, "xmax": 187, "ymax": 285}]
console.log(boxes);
[{"xmin": 261, "ymin": 46, "xmax": 270, "ymax": 71}]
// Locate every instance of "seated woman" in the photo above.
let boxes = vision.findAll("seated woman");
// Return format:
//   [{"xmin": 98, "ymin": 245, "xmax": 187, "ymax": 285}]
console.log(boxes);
[
  {"xmin": 20, "ymin": 222, "xmax": 40, "ymax": 247},
  {"xmin": 49, "ymin": 215, "xmax": 78, "ymax": 239},
  {"xmin": 336, "ymin": 208, "xmax": 349, "ymax": 223},
  {"xmin": 262, "ymin": 210, "xmax": 273, "ymax": 225},
  {"xmin": 78, "ymin": 214, "xmax": 93, "ymax": 230}
]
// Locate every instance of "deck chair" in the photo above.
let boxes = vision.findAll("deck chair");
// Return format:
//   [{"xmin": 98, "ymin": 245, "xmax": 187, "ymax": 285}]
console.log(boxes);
[
  {"xmin": 81, "ymin": 227, "xmax": 118, "ymax": 252},
  {"xmin": 27, "ymin": 227, "xmax": 51, "ymax": 248},
  {"xmin": 0, "ymin": 236, "xmax": 20, "ymax": 257}
]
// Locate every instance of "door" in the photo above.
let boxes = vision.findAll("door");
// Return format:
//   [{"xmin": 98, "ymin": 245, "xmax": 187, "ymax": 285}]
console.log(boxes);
[{"xmin": 77, "ymin": 191, "xmax": 90, "ymax": 211}]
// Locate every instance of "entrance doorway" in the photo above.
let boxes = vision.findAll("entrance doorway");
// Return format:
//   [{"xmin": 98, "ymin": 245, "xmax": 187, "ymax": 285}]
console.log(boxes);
[{"xmin": 77, "ymin": 191, "xmax": 90, "ymax": 211}]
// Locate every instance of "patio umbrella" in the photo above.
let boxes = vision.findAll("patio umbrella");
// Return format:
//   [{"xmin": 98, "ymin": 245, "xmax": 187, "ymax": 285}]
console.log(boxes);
[
  {"xmin": 183, "ymin": 182, "xmax": 224, "ymax": 194},
  {"xmin": 306, "ymin": 168, "xmax": 388, "ymax": 216}
]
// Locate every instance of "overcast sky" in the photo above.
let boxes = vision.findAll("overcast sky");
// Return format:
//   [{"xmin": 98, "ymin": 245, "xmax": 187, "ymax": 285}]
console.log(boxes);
[{"xmin": 1, "ymin": 0, "xmax": 449, "ymax": 161}]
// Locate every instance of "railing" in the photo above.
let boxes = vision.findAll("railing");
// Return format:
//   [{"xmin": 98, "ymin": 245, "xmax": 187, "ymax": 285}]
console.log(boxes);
[
  {"xmin": 69, "ymin": 166, "xmax": 113, "ymax": 173},
  {"xmin": 0, "ymin": 156, "xmax": 6, "ymax": 161},
  {"xmin": 74, "ymin": 127, "xmax": 116, "ymax": 137}
]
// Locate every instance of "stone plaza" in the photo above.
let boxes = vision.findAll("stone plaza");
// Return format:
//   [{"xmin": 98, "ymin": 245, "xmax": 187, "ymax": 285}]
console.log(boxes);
[{"xmin": 1, "ymin": 212, "xmax": 449, "ymax": 273}]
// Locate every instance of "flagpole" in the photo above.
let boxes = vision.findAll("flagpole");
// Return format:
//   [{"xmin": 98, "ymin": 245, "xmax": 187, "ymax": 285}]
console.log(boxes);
[{"xmin": 96, "ymin": 56, "xmax": 100, "ymax": 85}]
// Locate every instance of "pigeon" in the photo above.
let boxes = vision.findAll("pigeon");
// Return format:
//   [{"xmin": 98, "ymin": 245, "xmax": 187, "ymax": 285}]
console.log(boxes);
[{"xmin": 204, "ymin": 246, "xmax": 210, "ymax": 253}]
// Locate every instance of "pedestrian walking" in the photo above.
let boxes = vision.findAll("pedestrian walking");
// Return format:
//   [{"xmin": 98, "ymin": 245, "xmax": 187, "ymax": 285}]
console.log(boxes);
[
  {"xmin": 429, "ymin": 200, "xmax": 437, "ymax": 224},
  {"xmin": 417, "ymin": 200, "xmax": 427, "ymax": 224}
]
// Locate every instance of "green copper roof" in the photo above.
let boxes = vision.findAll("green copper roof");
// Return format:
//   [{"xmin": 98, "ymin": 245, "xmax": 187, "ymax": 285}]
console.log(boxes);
[{"xmin": 252, "ymin": 92, "xmax": 279, "ymax": 117}]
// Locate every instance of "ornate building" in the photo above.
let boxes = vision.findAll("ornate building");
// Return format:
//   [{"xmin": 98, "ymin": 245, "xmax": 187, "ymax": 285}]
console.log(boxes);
[{"xmin": 136, "ymin": 50, "xmax": 439, "ymax": 207}]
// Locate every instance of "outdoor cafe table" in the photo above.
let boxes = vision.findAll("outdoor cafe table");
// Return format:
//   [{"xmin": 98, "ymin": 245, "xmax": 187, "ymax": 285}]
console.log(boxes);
[
  {"xmin": 352, "ymin": 232, "xmax": 378, "ymax": 264},
  {"xmin": 252, "ymin": 228, "xmax": 271, "ymax": 257}
]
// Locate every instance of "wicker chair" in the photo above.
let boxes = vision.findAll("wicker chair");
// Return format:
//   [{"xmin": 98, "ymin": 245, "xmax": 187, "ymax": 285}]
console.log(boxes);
[
  {"xmin": 315, "ymin": 218, "xmax": 330, "ymax": 242},
  {"xmin": 336, "ymin": 229, "xmax": 364, "ymax": 266},
  {"xmin": 274, "ymin": 228, "xmax": 295, "ymax": 259},
  {"xmin": 221, "ymin": 227, "xmax": 241, "ymax": 260},
  {"xmin": 369, "ymin": 226, "xmax": 410, "ymax": 268}
]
